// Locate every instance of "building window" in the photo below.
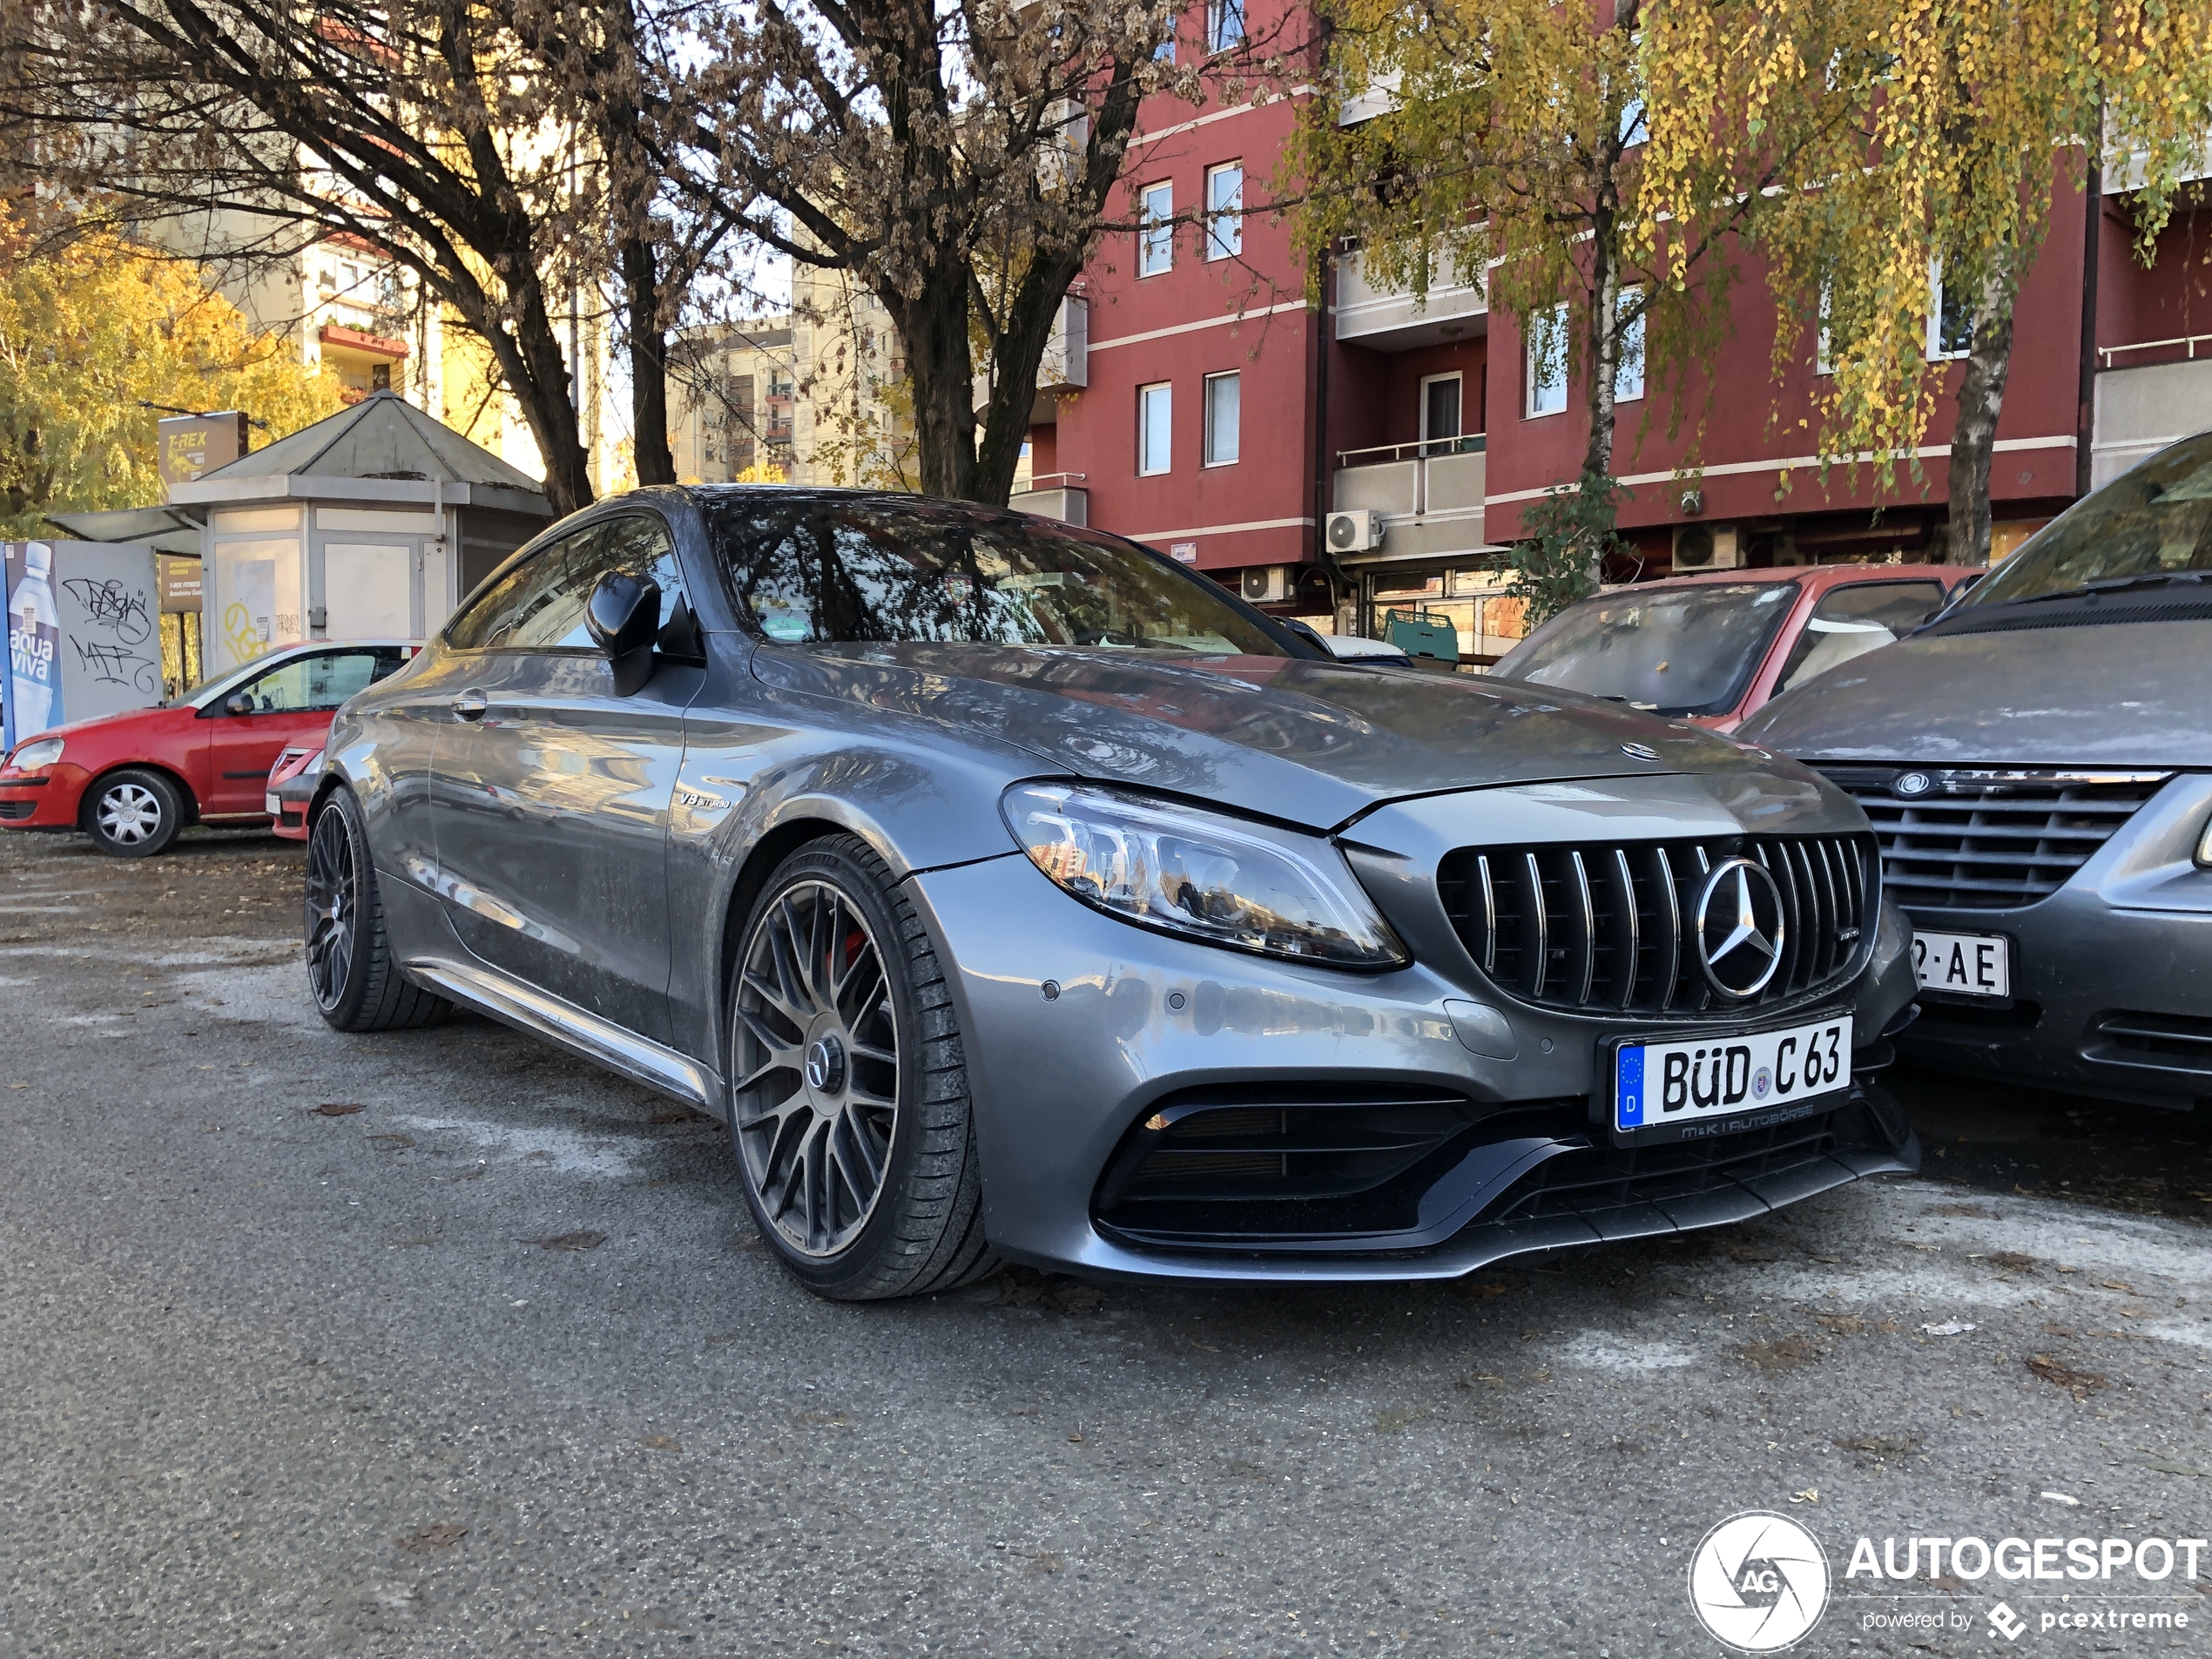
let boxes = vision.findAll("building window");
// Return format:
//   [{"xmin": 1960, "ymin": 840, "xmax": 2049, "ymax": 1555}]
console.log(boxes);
[
  {"xmin": 1928, "ymin": 261, "xmax": 1973, "ymax": 361},
  {"xmin": 1205, "ymin": 163, "xmax": 1243, "ymax": 261},
  {"xmin": 1420, "ymin": 373, "xmax": 1462, "ymax": 455},
  {"xmin": 1615, "ymin": 289, "xmax": 1646, "ymax": 403},
  {"xmin": 1526, "ymin": 301, "xmax": 1569, "ymax": 418},
  {"xmin": 1204, "ymin": 372, "xmax": 1240, "ymax": 466},
  {"xmin": 1207, "ymin": 0, "xmax": 1244, "ymax": 51},
  {"xmin": 1138, "ymin": 381, "xmax": 1172, "ymax": 475},
  {"xmin": 1139, "ymin": 182, "xmax": 1173, "ymax": 277}
]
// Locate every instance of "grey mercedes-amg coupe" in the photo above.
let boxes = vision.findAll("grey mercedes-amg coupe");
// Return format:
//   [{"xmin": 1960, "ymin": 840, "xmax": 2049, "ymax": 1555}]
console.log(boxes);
[{"xmin": 303, "ymin": 488, "xmax": 1921, "ymax": 1299}]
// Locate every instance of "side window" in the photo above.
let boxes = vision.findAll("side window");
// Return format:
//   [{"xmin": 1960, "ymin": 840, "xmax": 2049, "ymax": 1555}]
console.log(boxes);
[
  {"xmin": 231, "ymin": 648, "xmax": 408, "ymax": 712},
  {"xmin": 455, "ymin": 516, "xmax": 687, "ymax": 653},
  {"xmin": 505, "ymin": 515, "xmax": 687, "ymax": 650},
  {"xmin": 1777, "ymin": 580, "xmax": 1947, "ymax": 692},
  {"xmin": 445, "ymin": 538, "xmax": 565, "ymax": 651}
]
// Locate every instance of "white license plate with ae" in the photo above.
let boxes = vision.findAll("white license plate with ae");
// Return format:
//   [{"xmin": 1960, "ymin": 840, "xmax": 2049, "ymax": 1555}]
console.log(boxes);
[
  {"xmin": 1613, "ymin": 1015, "xmax": 1853, "ymax": 1138},
  {"xmin": 1912, "ymin": 929, "xmax": 2010, "ymax": 998}
]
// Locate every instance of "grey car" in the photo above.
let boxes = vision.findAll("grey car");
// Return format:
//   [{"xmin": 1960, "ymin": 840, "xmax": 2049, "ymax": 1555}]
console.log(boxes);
[
  {"xmin": 303, "ymin": 489, "xmax": 1920, "ymax": 1298},
  {"xmin": 1738, "ymin": 430, "xmax": 2212, "ymax": 1111}
]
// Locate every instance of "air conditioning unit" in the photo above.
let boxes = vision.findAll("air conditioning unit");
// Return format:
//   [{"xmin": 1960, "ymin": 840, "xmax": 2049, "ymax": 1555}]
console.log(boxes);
[
  {"xmin": 1672, "ymin": 522, "xmax": 1742, "ymax": 571},
  {"xmin": 1241, "ymin": 565, "xmax": 1293, "ymax": 604},
  {"xmin": 1325, "ymin": 509, "xmax": 1386, "ymax": 553}
]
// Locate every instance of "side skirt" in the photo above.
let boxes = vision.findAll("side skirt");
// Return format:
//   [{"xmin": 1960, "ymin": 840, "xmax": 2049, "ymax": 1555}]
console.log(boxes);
[{"xmin": 404, "ymin": 954, "xmax": 722, "ymax": 1115}]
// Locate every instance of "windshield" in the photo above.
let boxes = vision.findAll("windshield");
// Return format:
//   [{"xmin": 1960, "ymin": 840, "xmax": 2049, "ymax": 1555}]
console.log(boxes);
[
  {"xmin": 1965, "ymin": 431, "xmax": 2212, "ymax": 607},
  {"xmin": 1491, "ymin": 581, "xmax": 1799, "ymax": 715},
  {"xmin": 167, "ymin": 653, "xmax": 284, "ymax": 709},
  {"xmin": 704, "ymin": 496, "xmax": 1293, "ymax": 657}
]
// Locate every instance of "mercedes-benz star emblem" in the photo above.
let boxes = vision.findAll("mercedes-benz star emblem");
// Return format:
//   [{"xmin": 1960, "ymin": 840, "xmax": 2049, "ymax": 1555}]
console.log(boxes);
[
  {"xmin": 804, "ymin": 1035, "xmax": 846, "ymax": 1094},
  {"xmin": 1694, "ymin": 858, "xmax": 1786, "ymax": 998},
  {"xmin": 1893, "ymin": 770, "xmax": 1934, "ymax": 798}
]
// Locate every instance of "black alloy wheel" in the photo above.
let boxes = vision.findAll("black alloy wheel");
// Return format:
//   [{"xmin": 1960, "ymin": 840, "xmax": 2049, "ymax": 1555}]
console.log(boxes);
[
  {"xmin": 304, "ymin": 788, "xmax": 451, "ymax": 1032},
  {"xmin": 729, "ymin": 835, "xmax": 997, "ymax": 1299}
]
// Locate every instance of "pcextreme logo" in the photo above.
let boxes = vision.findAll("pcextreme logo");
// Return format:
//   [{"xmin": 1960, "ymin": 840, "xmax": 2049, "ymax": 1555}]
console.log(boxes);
[{"xmin": 1689, "ymin": 1512, "xmax": 1831, "ymax": 1652}]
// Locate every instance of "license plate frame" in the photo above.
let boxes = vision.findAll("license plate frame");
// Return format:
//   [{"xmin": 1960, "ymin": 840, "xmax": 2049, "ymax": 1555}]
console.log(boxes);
[
  {"xmin": 1601, "ymin": 1012, "xmax": 1854, "ymax": 1147},
  {"xmin": 1912, "ymin": 928, "xmax": 2012, "ymax": 1000}
]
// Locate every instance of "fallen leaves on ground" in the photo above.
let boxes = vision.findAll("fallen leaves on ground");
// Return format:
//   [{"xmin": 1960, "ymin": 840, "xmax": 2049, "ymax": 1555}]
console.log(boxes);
[
  {"xmin": 1816, "ymin": 1314, "xmax": 1865, "ymax": 1336},
  {"xmin": 314, "ymin": 1103, "xmax": 365, "ymax": 1116},
  {"xmin": 1452, "ymin": 1278, "xmax": 1509, "ymax": 1299},
  {"xmin": 1835, "ymin": 1433, "xmax": 1922, "ymax": 1459},
  {"xmin": 528, "ymin": 1231, "xmax": 606, "ymax": 1251},
  {"xmin": 993, "ymin": 1268, "xmax": 1104, "ymax": 1313},
  {"xmin": 1931, "ymin": 1203, "xmax": 1990, "ymax": 1217},
  {"xmin": 637, "ymin": 1434, "xmax": 681, "ymax": 1452},
  {"xmin": 1373, "ymin": 1407, "xmax": 1428, "ymax": 1433},
  {"xmin": 1737, "ymin": 1337, "xmax": 1820, "ymax": 1374},
  {"xmin": 398, "ymin": 1522, "xmax": 466, "ymax": 1554},
  {"xmin": 1984, "ymin": 1251, "xmax": 2038, "ymax": 1272},
  {"xmin": 2027, "ymin": 1353, "xmax": 2107, "ymax": 1401}
]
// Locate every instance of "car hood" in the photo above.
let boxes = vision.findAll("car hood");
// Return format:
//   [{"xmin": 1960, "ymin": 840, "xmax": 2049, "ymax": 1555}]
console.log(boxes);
[
  {"xmin": 1737, "ymin": 618, "xmax": 2212, "ymax": 766},
  {"xmin": 8, "ymin": 702, "xmax": 190, "ymax": 753},
  {"xmin": 752, "ymin": 644, "xmax": 1764, "ymax": 830}
]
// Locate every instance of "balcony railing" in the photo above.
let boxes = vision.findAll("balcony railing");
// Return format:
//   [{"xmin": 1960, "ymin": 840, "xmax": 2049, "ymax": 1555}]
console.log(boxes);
[
  {"xmin": 1333, "ymin": 442, "xmax": 1487, "ymax": 563},
  {"xmin": 1335, "ymin": 249, "xmax": 1487, "ymax": 350},
  {"xmin": 1009, "ymin": 482, "xmax": 1088, "ymax": 526},
  {"xmin": 2089, "ymin": 353, "xmax": 2212, "ymax": 489}
]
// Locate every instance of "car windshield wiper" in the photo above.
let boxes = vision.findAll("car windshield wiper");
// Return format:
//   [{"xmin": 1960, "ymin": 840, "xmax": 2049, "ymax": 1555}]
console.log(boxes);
[{"xmin": 1982, "ymin": 569, "xmax": 2212, "ymax": 608}]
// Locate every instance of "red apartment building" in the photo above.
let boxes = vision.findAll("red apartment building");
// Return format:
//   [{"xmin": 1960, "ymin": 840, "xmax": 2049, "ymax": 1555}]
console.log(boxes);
[{"xmin": 1016, "ymin": 2, "xmax": 2212, "ymax": 658}]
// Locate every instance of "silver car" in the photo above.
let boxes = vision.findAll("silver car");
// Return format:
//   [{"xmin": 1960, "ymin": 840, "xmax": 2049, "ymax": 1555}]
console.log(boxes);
[
  {"xmin": 305, "ymin": 489, "xmax": 1920, "ymax": 1298},
  {"xmin": 1739, "ymin": 430, "xmax": 2212, "ymax": 1111}
]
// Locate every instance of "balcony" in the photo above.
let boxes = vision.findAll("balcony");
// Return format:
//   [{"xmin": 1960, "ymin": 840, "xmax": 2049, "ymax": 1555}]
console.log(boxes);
[
  {"xmin": 1010, "ymin": 474, "xmax": 1088, "ymax": 525},
  {"xmin": 1333, "ymin": 440, "xmax": 1488, "ymax": 562},
  {"xmin": 2090, "ymin": 352, "xmax": 2212, "ymax": 489},
  {"xmin": 982, "ymin": 297, "xmax": 1089, "ymax": 426},
  {"xmin": 1335, "ymin": 249, "xmax": 1487, "ymax": 351}
]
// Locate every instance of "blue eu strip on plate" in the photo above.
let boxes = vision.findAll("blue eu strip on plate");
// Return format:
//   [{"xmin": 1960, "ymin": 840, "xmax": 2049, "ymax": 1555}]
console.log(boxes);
[{"xmin": 1616, "ymin": 1046, "xmax": 1645, "ymax": 1130}]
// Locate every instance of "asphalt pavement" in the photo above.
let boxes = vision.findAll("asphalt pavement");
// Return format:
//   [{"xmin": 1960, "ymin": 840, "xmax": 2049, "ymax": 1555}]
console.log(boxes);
[{"xmin": 1, "ymin": 828, "xmax": 2208, "ymax": 1657}]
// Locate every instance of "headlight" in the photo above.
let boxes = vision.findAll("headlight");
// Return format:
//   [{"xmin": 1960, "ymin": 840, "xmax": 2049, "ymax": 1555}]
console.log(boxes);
[
  {"xmin": 1001, "ymin": 782, "xmax": 1408, "ymax": 968},
  {"xmin": 7, "ymin": 738, "xmax": 63, "ymax": 772}
]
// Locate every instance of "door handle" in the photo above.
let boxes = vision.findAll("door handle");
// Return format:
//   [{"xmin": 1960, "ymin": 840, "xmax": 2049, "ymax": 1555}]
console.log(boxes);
[{"xmin": 451, "ymin": 690, "xmax": 489, "ymax": 722}]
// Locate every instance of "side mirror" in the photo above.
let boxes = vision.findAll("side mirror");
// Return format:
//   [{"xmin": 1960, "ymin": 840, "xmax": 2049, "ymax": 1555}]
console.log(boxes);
[
  {"xmin": 224, "ymin": 692, "xmax": 254, "ymax": 717},
  {"xmin": 587, "ymin": 571, "xmax": 661, "ymax": 696}
]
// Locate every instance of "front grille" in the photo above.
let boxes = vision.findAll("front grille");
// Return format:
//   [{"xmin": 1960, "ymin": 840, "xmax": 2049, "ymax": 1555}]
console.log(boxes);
[
  {"xmin": 1816, "ymin": 766, "xmax": 2168, "ymax": 910},
  {"xmin": 1437, "ymin": 833, "xmax": 1875, "ymax": 1016},
  {"xmin": 2094, "ymin": 1009, "xmax": 2212, "ymax": 1075},
  {"xmin": 1485, "ymin": 1110, "xmax": 1843, "ymax": 1224}
]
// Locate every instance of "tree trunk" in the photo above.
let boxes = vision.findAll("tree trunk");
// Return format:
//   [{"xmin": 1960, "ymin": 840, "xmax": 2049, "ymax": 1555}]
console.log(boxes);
[
  {"xmin": 1581, "ymin": 238, "xmax": 1621, "ymax": 485},
  {"xmin": 884, "ymin": 262, "xmax": 981, "ymax": 502},
  {"xmin": 502, "ymin": 286, "xmax": 597, "ymax": 517},
  {"xmin": 1946, "ymin": 268, "xmax": 2018, "ymax": 566},
  {"xmin": 621, "ymin": 230, "xmax": 676, "ymax": 486}
]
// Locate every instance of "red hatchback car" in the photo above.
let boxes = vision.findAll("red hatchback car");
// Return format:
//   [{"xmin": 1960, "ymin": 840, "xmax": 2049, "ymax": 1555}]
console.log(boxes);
[
  {"xmin": 0, "ymin": 640, "xmax": 416, "ymax": 857},
  {"xmin": 1489, "ymin": 564, "xmax": 1978, "ymax": 732}
]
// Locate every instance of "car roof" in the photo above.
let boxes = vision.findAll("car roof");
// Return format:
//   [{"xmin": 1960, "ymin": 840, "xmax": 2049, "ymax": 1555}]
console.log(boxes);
[{"xmin": 1629, "ymin": 563, "xmax": 1963, "ymax": 593}]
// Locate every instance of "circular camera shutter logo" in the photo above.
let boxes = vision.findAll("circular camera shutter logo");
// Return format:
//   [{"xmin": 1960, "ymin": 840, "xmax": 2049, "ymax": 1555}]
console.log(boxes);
[
  {"xmin": 1688, "ymin": 1511, "xmax": 1831, "ymax": 1653},
  {"xmin": 1694, "ymin": 858, "xmax": 1786, "ymax": 999}
]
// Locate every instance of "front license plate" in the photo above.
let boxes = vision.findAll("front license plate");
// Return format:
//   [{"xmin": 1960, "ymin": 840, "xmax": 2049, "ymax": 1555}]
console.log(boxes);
[
  {"xmin": 265, "ymin": 792, "xmax": 281, "ymax": 815},
  {"xmin": 1612, "ymin": 1015, "xmax": 1854, "ymax": 1142},
  {"xmin": 1912, "ymin": 929, "xmax": 2010, "ymax": 998}
]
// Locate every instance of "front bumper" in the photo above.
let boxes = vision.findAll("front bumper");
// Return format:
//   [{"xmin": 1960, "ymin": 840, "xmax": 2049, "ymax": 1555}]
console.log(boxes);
[
  {"xmin": 908, "ymin": 840, "xmax": 1919, "ymax": 1283},
  {"xmin": 0, "ymin": 764, "xmax": 86, "ymax": 829},
  {"xmin": 1899, "ymin": 775, "xmax": 2212, "ymax": 1108}
]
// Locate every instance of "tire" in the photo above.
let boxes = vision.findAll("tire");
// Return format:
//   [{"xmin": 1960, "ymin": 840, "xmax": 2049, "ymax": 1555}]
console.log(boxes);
[
  {"xmin": 727, "ymin": 834, "xmax": 999, "ymax": 1301},
  {"xmin": 306, "ymin": 788, "xmax": 451, "ymax": 1033},
  {"xmin": 84, "ymin": 768, "xmax": 184, "ymax": 858}
]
